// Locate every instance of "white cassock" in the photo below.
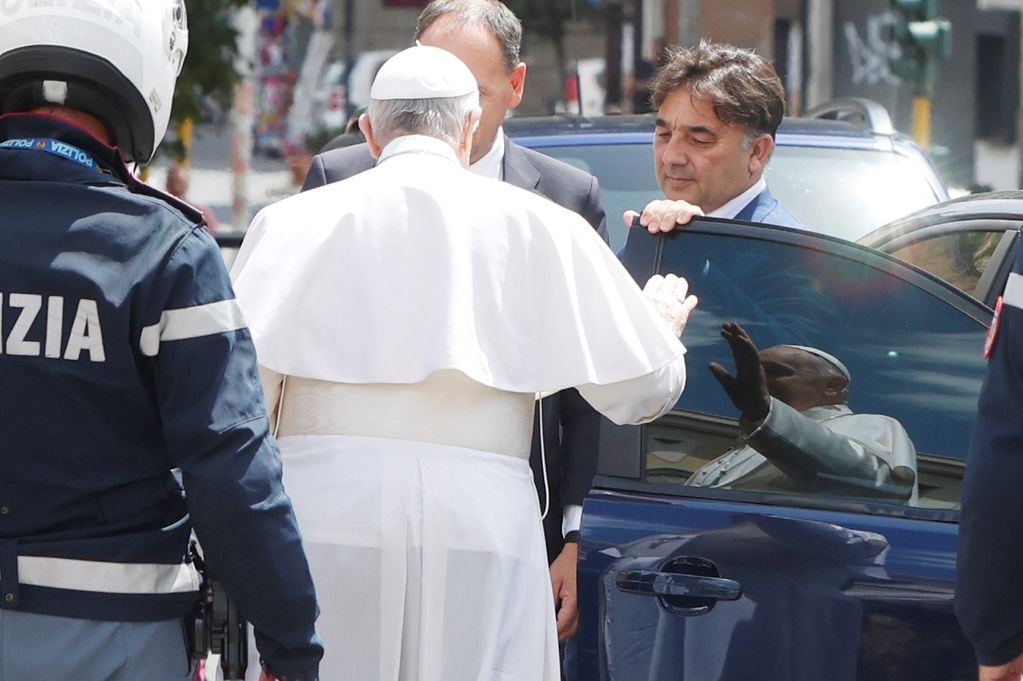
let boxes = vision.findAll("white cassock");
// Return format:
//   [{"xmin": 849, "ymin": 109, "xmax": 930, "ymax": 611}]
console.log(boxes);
[{"xmin": 232, "ymin": 135, "xmax": 688, "ymax": 681}]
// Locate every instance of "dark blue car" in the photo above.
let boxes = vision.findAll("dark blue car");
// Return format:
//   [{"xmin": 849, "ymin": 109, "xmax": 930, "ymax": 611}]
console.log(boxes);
[{"xmin": 565, "ymin": 216, "xmax": 995, "ymax": 680}]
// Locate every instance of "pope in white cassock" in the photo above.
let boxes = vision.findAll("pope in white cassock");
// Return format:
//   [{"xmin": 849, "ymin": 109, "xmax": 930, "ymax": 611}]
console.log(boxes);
[{"xmin": 231, "ymin": 45, "xmax": 698, "ymax": 681}]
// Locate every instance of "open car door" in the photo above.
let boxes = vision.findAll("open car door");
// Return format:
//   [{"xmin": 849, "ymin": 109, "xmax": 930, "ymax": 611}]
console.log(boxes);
[{"xmin": 575, "ymin": 219, "xmax": 990, "ymax": 681}]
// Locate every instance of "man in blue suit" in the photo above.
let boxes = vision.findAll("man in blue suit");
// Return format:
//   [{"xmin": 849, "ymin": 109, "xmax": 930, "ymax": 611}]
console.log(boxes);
[
  {"xmin": 300, "ymin": 0, "xmax": 606, "ymax": 646},
  {"xmin": 625, "ymin": 40, "xmax": 804, "ymax": 233}
]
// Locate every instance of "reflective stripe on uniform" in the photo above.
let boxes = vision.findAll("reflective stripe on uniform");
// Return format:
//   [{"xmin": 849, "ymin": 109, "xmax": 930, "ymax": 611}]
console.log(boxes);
[
  {"xmin": 15, "ymin": 555, "xmax": 200, "ymax": 594},
  {"xmin": 1004, "ymin": 272, "xmax": 1023, "ymax": 311},
  {"xmin": 139, "ymin": 299, "xmax": 246, "ymax": 357}
]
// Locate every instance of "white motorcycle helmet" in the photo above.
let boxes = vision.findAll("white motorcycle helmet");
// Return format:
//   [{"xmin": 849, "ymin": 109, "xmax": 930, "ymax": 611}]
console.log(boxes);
[{"xmin": 0, "ymin": 0, "xmax": 188, "ymax": 164}]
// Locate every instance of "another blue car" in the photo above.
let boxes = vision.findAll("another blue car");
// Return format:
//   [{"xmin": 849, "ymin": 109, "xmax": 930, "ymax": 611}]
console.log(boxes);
[{"xmin": 505, "ymin": 98, "xmax": 948, "ymax": 252}]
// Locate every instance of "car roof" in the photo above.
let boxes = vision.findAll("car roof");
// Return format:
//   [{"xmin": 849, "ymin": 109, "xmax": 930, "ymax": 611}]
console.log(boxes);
[
  {"xmin": 891, "ymin": 190, "xmax": 1023, "ymax": 222},
  {"xmin": 858, "ymin": 191, "xmax": 1023, "ymax": 249}
]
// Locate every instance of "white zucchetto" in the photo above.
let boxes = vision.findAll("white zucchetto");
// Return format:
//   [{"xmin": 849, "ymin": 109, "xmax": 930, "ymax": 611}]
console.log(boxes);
[
  {"xmin": 780, "ymin": 345, "xmax": 852, "ymax": 383},
  {"xmin": 369, "ymin": 45, "xmax": 478, "ymax": 101}
]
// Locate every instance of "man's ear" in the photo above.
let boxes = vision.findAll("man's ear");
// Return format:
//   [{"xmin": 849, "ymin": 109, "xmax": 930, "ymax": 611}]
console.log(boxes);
[
  {"xmin": 359, "ymin": 113, "xmax": 383, "ymax": 158},
  {"xmin": 508, "ymin": 62, "xmax": 527, "ymax": 109},
  {"xmin": 459, "ymin": 107, "xmax": 483, "ymax": 164},
  {"xmin": 747, "ymin": 133, "xmax": 774, "ymax": 177},
  {"xmin": 823, "ymin": 375, "xmax": 850, "ymax": 400}
]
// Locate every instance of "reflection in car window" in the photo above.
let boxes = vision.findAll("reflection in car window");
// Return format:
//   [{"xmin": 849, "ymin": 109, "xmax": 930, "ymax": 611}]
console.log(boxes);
[
  {"xmin": 888, "ymin": 231, "xmax": 1003, "ymax": 298},
  {"xmin": 688, "ymin": 339, "xmax": 919, "ymax": 503},
  {"xmin": 766, "ymin": 146, "xmax": 940, "ymax": 241},
  {"xmin": 644, "ymin": 229, "xmax": 987, "ymax": 509}
]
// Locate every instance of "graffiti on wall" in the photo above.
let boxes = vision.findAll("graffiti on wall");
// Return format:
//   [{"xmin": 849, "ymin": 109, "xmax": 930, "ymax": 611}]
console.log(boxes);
[{"xmin": 844, "ymin": 10, "xmax": 903, "ymax": 86}]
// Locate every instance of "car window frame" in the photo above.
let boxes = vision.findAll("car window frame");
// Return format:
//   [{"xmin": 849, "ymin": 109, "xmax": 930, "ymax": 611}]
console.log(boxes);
[
  {"xmin": 862, "ymin": 219, "xmax": 1021, "ymax": 306},
  {"xmin": 649, "ymin": 218, "xmax": 991, "ymax": 323},
  {"xmin": 596, "ymin": 218, "xmax": 992, "ymax": 524}
]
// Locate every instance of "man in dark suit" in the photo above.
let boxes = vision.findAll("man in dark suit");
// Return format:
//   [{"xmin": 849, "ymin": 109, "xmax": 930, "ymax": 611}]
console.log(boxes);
[
  {"xmin": 624, "ymin": 40, "xmax": 805, "ymax": 233},
  {"xmin": 301, "ymin": 0, "xmax": 606, "ymax": 643}
]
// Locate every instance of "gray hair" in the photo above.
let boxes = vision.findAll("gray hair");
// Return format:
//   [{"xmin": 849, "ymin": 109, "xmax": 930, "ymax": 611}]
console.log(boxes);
[
  {"xmin": 368, "ymin": 91, "xmax": 480, "ymax": 149},
  {"xmin": 414, "ymin": 0, "xmax": 522, "ymax": 72}
]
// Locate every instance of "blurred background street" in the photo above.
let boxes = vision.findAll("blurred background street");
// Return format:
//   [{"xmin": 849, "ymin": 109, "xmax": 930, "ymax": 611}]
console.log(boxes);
[
  {"xmin": 159, "ymin": 0, "xmax": 1023, "ymax": 230},
  {"xmin": 148, "ymin": 123, "xmax": 295, "ymax": 232}
]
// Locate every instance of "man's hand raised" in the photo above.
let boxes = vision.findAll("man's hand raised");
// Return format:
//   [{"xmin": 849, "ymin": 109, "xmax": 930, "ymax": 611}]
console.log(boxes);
[{"xmin": 708, "ymin": 322, "xmax": 771, "ymax": 425}]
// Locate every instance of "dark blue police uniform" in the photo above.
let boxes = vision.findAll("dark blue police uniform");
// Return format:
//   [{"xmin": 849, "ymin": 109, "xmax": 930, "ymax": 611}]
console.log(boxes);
[
  {"xmin": 0, "ymin": 113, "xmax": 321, "ymax": 679},
  {"xmin": 957, "ymin": 238, "xmax": 1023, "ymax": 667}
]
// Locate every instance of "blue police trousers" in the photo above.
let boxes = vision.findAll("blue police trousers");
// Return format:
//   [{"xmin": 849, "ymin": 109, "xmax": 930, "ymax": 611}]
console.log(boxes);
[{"xmin": 0, "ymin": 610, "xmax": 193, "ymax": 681}]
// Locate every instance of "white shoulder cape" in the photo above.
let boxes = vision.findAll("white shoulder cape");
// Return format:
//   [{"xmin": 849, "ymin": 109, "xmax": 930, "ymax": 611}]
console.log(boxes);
[{"xmin": 231, "ymin": 136, "xmax": 684, "ymax": 393}]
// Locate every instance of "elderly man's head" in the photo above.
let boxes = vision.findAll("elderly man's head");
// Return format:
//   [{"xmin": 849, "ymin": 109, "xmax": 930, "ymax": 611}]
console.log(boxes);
[
  {"xmin": 360, "ymin": 45, "xmax": 482, "ymax": 166},
  {"xmin": 650, "ymin": 40, "xmax": 785, "ymax": 212},
  {"xmin": 759, "ymin": 344, "xmax": 850, "ymax": 412}
]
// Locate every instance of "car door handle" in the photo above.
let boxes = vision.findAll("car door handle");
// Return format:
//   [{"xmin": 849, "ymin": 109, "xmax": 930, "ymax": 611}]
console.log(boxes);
[{"xmin": 616, "ymin": 569, "xmax": 742, "ymax": 601}]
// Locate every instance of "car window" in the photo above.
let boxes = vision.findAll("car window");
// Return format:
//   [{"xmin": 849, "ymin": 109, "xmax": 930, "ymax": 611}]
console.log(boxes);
[
  {"xmin": 766, "ymin": 146, "xmax": 941, "ymax": 241},
  {"xmin": 527, "ymin": 142, "xmax": 660, "ymax": 252},
  {"xmin": 884, "ymin": 230, "xmax": 1005, "ymax": 298},
  {"xmin": 631, "ymin": 224, "xmax": 988, "ymax": 511}
]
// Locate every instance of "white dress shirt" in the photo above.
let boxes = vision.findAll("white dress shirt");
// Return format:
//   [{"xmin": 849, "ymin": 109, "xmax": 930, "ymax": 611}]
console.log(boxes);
[{"xmin": 469, "ymin": 125, "xmax": 505, "ymax": 180}]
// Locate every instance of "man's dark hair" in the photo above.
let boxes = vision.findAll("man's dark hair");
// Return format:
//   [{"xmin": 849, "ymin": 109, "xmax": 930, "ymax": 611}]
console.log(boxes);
[
  {"xmin": 414, "ymin": 0, "xmax": 522, "ymax": 72},
  {"xmin": 650, "ymin": 40, "xmax": 785, "ymax": 139}
]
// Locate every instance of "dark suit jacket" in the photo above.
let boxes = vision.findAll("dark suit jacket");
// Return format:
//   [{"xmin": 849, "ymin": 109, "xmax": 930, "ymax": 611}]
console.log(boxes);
[{"xmin": 302, "ymin": 138, "xmax": 608, "ymax": 563}]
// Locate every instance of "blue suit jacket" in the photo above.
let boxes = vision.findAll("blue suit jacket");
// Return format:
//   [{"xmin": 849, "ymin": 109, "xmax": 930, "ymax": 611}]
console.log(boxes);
[
  {"xmin": 301, "ymin": 138, "xmax": 607, "ymax": 563},
  {"xmin": 733, "ymin": 187, "xmax": 805, "ymax": 230}
]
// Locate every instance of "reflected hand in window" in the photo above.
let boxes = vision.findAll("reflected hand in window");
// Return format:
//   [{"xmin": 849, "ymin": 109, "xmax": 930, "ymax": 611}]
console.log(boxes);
[{"xmin": 708, "ymin": 322, "xmax": 771, "ymax": 426}]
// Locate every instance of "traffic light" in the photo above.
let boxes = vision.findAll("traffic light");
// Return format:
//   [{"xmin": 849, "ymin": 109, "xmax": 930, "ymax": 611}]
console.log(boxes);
[
  {"xmin": 887, "ymin": 0, "xmax": 951, "ymax": 148},
  {"xmin": 888, "ymin": 0, "xmax": 952, "ymax": 96}
]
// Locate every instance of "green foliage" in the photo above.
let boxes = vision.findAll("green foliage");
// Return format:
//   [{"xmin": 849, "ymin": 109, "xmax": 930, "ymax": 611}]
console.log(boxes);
[{"xmin": 164, "ymin": 0, "xmax": 248, "ymax": 160}]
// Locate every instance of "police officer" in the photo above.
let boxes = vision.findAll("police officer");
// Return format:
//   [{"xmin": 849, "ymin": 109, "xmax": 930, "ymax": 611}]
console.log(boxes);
[
  {"xmin": 0, "ymin": 2, "xmax": 321, "ymax": 680},
  {"xmin": 957, "ymin": 245, "xmax": 1023, "ymax": 681}
]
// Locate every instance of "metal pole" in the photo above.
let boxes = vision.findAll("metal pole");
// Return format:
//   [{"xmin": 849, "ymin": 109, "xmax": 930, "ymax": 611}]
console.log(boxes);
[
  {"xmin": 604, "ymin": 2, "xmax": 623, "ymax": 110},
  {"xmin": 230, "ymin": 5, "xmax": 259, "ymax": 231},
  {"xmin": 912, "ymin": 95, "xmax": 932, "ymax": 149},
  {"xmin": 804, "ymin": 0, "xmax": 834, "ymax": 110},
  {"xmin": 342, "ymin": 0, "xmax": 355, "ymax": 118},
  {"xmin": 1018, "ymin": 1, "xmax": 1023, "ymax": 188},
  {"xmin": 677, "ymin": 0, "xmax": 700, "ymax": 47}
]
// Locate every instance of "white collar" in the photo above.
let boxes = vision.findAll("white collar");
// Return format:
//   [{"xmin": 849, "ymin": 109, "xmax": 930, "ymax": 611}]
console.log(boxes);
[
  {"xmin": 469, "ymin": 126, "xmax": 505, "ymax": 180},
  {"xmin": 378, "ymin": 134, "xmax": 462, "ymax": 166},
  {"xmin": 706, "ymin": 176, "xmax": 767, "ymax": 219},
  {"xmin": 801, "ymin": 403, "xmax": 854, "ymax": 421}
]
